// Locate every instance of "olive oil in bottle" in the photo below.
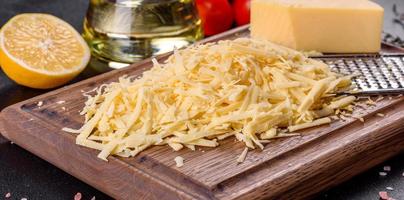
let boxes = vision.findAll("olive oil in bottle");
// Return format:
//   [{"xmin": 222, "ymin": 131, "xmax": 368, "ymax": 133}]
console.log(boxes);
[{"xmin": 83, "ymin": 0, "xmax": 203, "ymax": 68}]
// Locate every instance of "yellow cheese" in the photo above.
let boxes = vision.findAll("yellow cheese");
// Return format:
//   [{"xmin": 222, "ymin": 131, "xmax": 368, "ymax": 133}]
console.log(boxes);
[
  {"xmin": 63, "ymin": 38, "xmax": 355, "ymax": 161},
  {"xmin": 251, "ymin": 0, "xmax": 384, "ymax": 53},
  {"xmin": 237, "ymin": 148, "xmax": 249, "ymax": 163}
]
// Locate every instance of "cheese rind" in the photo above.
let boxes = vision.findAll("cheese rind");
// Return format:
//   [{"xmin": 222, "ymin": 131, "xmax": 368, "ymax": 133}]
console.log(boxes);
[{"xmin": 251, "ymin": 0, "xmax": 384, "ymax": 53}]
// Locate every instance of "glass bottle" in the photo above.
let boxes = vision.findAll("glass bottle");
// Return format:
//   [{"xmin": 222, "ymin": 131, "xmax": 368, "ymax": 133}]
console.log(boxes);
[{"xmin": 82, "ymin": 0, "xmax": 203, "ymax": 68}]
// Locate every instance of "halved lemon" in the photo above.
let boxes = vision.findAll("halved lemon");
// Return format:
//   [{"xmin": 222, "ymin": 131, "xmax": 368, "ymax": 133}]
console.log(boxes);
[{"xmin": 0, "ymin": 13, "xmax": 90, "ymax": 89}]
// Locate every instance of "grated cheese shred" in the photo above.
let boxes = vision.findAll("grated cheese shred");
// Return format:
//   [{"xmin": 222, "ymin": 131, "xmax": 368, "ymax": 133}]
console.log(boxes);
[
  {"xmin": 237, "ymin": 147, "xmax": 249, "ymax": 163},
  {"xmin": 63, "ymin": 38, "xmax": 354, "ymax": 161}
]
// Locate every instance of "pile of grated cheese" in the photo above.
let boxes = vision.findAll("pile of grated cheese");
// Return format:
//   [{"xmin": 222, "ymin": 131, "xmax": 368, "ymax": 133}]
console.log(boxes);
[{"xmin": 63, "ymin": 38, "xmax": 356, "ymax": 161}]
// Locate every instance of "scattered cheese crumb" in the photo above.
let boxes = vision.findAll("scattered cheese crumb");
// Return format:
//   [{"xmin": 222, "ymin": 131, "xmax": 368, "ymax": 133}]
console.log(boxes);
[
  {"xmin": 37, "ymin": 101, "xmax": 43, "ymax": 107},
  {"xmin": 63, "ymin": 38, "xmax": 354, "ymax": 160},
  {"xmin": 62, "ymin": 127, "xmax": 82, "ymax": 134},
  {"xmin": 375, "ymin": 96, "xmax": 384, "ymax": 102},
  {"xmin": 288, "ymin": 117, "xmax": 331, "ymax": 132},
  {"xmin": 174, "ymin": 156, "xmax": 184, "ymax": 167},
  {"xmin": 377, "ymin": 113, "xmax": 385, "ymax": 117},
  {"xmin": 237, "ymin": 147, "xmax": 249, "ymax": 163},
  {"xmin": 366, "ymin": 97, "xmax": 377, "ymax": 106},
  {"xmin": 342, "ymin": 112, "xmax": 352, "ymax": 117},
  {"xmin": 330, "ymin": 116, "xmax": 339, "ymax": 120},
  {"xmin": 168, "ymin": 143, "xmax": 183, "ymax": 151},
  {"xmin": 260, "ymin": 128, "xmax": 277, "ymax": 140},
  {"xmin": 353, "ymin": 116, "xmax": 365, "ymax": 123},
  {"xmin": 275, "ymin": 133, "xmax": 301, "ymax": 138}
]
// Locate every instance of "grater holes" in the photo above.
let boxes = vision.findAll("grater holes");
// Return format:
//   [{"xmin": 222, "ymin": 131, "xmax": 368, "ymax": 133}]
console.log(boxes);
[
  {"xmin": 343, "ymin": 60, "xmax": 355, "ymax": 74},
  {"xmin": 399, "ymin": 57, "xmax": 404, "ymax": 73},
  {"xmin": 382, "ymin": 58, "xmax": 402, "ymax": 88},
  {"xmin": 318, "ymin": 55, "xmax": 404, "ymax": 93},
  {"xmin": 366, "ymin": 59, "xmax": 390, "ymax": 89},
  {"xmin": 327, "ymin": 60, "xmax": 347, "ymax": 75},
  {"xmin": 390, "ymin": 57, "xmax": 404, "ymax": 73},
  {"xmin": 373, "ymin": 58, "xmax": 392, "ymax": 89},
  {"xmin": 355, "ymin": 59, "xmax": 380, "ymax": 90},
  {"xmin": 344, "ymin": 59, "xmax": 368, "ymax": 91},
  {"xmin": 392, "ymin": 58, "xmax": 404, "ymax": 87}
]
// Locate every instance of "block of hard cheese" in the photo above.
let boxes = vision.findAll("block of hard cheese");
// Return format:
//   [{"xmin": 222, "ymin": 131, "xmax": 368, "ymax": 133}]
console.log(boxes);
[{"xmin": 251, "ymin": 0, "xmax": 384, "ymax": 53}]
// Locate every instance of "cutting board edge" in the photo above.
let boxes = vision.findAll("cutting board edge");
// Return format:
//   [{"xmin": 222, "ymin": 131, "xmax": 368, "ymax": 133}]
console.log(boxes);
[
  {"xmin": 0, "ymin": 106, "xmax": 216, "ymax": 200},
  {"xmin": 210, "ymin": 99, "xmax": 404, "ymax": 199},
  {"xmin": 2, "ymin": 99, "xmax": 404, "ymax": 200}
]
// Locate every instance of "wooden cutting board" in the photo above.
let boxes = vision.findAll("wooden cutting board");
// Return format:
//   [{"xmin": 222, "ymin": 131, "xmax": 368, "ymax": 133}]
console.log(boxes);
[{"xmin": 1, "ymin": 26, "xmax": 404, "ymax": 200}]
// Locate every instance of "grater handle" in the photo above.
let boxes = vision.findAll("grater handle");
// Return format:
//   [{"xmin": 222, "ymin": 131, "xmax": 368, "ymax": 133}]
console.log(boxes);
[{"xmin": 343, "ymin": 88, "xmax": 404, "ymax": 96}]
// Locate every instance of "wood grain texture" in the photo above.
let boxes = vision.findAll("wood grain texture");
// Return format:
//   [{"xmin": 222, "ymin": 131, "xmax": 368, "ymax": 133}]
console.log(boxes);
[{"xmin": 1, "ymin": 26, "xmax": 404, "ymax": 200}]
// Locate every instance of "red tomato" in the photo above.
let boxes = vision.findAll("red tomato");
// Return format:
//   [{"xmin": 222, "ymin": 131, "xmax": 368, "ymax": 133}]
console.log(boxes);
[
  {"xmin": 232, "ymin": 0, "xmax": 250, "ymax": 26},
  {"xmin": 196, "ymin": 0, "xmax": 234, "ymax": 36}
]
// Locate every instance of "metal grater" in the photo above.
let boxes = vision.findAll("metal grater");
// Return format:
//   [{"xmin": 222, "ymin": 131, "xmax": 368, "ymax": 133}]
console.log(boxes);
[
  {"xmin": 230, "ymin": 25, "xmax": 404, "ymax": 95},
  {"xmin": 314, "ymin": 52, "xmax": 404, "ymax": 95}
]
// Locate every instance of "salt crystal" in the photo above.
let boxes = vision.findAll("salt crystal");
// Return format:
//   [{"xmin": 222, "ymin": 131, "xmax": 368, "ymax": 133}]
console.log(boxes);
[
  {"xmin": 56, "ymin": 101, "xmax": 65, "ymax": 104},
  {"xmin": 174, "ymin": 156, "xmax": 184, "ymax": 167},
  {"xmin": 21, "ymin": 198, "xmax": 27, "ymax": 200},
  {"xmin": 379, "ymin": 172, "xmax": 388, "ymax": 176},
  {"xmin": 5, "ymin": 193, "xmax": 11, "ymax": 198},
  {"xmin": 74, "ymin": 192, "xmax": 82, "ymax": 200},
  {"xmin": 379, "ymin": 191, "xmax": 389, "ymax": 200},
  {"xmin": 383, "ymin": 166, "xmax": 391, "ymax": 172},
  {"xmin": 37, "ymin": 101, "xmax": 43, "ymax": 107},
  {"xmin": 386, "ymin": 187, "xmax": 394, "ymax": 191},
  {"xmin": 91, "ymin": 196, "xmax": 96, "ymax": 200}
]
